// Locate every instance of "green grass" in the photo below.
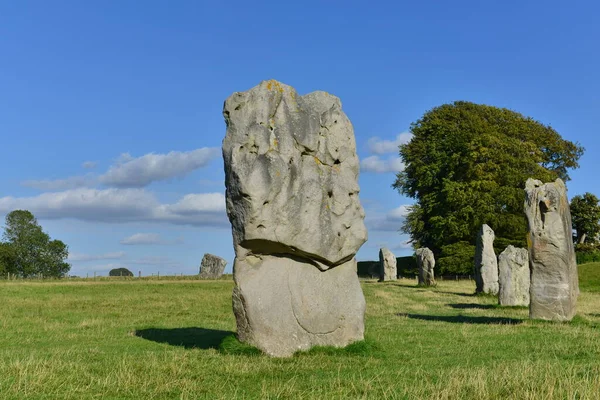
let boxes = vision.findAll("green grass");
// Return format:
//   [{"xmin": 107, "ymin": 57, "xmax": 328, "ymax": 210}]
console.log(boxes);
[
  {"xmin": 0, "ymin": 264, "xmax": 599, "ymax": 399},
  {"xmin": 579, "ymin": 262, "xmax": 600, "ymax": 292}
]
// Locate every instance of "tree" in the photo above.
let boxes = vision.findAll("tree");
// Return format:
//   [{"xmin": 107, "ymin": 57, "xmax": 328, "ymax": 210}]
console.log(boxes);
[
  {"xmin": 1, "ymin": 210, "xmax": 70, "ymax": 278},
  {"xmin": 570, "ymin": 193, "xmax": 600, "ymax": 244},
  {"xmin": 109, "ymin": 268, "xmax": 133, "ymax": 277},
  {"xmin": 394, "ymin": 101, "xmax": 584, "ymax": 274}
]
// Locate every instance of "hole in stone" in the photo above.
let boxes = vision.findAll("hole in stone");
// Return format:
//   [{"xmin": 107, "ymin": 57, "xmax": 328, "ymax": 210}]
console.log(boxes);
[
  {"xmin": 337, "ymin": 232, "xmax": 341, "ymax": 237},
  {"xmin": 328, "ymin": 191, "xmax": 333, "ymax": 198},
  {"xmin": 235, "ymin": 104, "xmax": 242, "ymax": 111},
  {"xmin": 263, "ymin": 201, "xmax": 269, "ymax": 206},
  {"xmin": 334, "ymin": 120, "xmax": 338, "ymax": 123},
  {"xmin": 257, "ymin": 224, "xmax": 266, "ymax": 229},
  {"xmin": 334, "ymin": 159, "xmax": 341, "ymax": 165}
]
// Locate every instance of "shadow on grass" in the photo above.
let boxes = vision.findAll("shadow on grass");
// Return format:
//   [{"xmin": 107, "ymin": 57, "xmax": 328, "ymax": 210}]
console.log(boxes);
[
  {"xmin": 397, "ymin": 313, "xmax": 522, "ymax": 325},
  {"xmin": 135, "ymin": 327, "xmax": 234, "ymax": 350},
  {"xmin": 295, "ymin": 339, "xmax": 379, "ymax": 357},
  {"xmin": 447, "ymin": 303, "xmax": 496, "ymax": 310}
]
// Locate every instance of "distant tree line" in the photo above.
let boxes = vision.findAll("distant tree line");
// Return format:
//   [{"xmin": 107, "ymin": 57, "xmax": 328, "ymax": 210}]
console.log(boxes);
[{"xmin": 0, "ymin": 210, "xmax": 70, "ymax": 278}]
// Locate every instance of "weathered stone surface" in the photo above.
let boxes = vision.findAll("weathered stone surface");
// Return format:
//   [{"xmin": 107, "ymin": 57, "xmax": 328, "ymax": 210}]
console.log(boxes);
[
  {"xmin": 223, "ymin": 80, "xmax": 367, "ymax": 357},
  {"xmin": 378, "ymin": 247, "xmax": 397, "ymax": 282},
  {"xmin": 474, "ymin": 224, "xmax": 499, "ymax": 295},
  {"xmin": 416, "ymin": 247, "xmax": 435, "ymax": 286},
  {"xmin": 525, "ymin": 178, "xmax": 578, "ymax": 321},
  {"xmin": 498, "ymin": 246, "xmax": 530, "ymax": 306},
  {"xmin": 199, "ymin": 253, "xmax": 227, "ymax": 279}
]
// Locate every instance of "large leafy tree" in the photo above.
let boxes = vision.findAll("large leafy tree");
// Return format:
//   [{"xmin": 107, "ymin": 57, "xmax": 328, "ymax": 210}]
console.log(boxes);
[
  {"xmin": 570, "ymin": 193, "xmax": 600, "ymax": 244},
  {"xmin": 394, "ymin": 101, "xmax": 584, "ymax": 274},
  {"xmin": 1, "ymin": 210, "xmax": 71, "ymax": 278}
]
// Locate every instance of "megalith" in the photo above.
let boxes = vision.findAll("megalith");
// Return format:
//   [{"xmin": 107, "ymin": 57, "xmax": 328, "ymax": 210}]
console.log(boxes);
[
  {"xmin": 199, "ymin": 253, "xmax": 227, "ymax": 279},
  {"xmin": 525, "ymin": 178, "xmax": 578, "ymax": 321},
  {"xmin": 416, "ymin": 247, "xmax": 435, "ymax": 286},
  {"xmin": 379, "ymin": 247, "xmax": 397, "ymax": 282},
  {"xmin": 498, "ymin": 246, "xmax": 529, "ymax": 306},
  {"xmin": 222, "ymin": 80, "xmax": 368, "ymax": 357},
  {"xmin": 474, "ymin": 224, "xmax": 499, "ymax": 295}
]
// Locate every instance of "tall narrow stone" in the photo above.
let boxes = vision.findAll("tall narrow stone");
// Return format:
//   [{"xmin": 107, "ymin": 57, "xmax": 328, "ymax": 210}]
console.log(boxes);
[
  {"xmin": 525, "ymin": 178, "xmax": 578, "ymax": 321},
  {"xmin": 223, "ymin": 80, "xmax": 368, "ymax": 357},
  {"xmin": 416, "ymin": 247, "xmax": 435, "ymax": 286},
  {"xmin": 378, "ymin": 248, "xmax": 397, "ymax": 282},
  {"xmin": 474, "ymin": 224, "xmax": 499, "ymax": 295},
  {"xmin": 498, "ymin": 246, "xmax": 529, "ymax": 306}
]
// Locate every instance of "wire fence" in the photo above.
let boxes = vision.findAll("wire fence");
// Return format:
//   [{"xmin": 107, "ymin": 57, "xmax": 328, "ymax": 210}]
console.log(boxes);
[{"xmin": 0, "ymin": 272, "xmax": 234, "ymax": 282}]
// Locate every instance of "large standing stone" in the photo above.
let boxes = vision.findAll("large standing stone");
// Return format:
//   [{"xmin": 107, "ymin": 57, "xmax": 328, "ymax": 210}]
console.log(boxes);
[
  {"xmin": 199, "ymin": 253, "xmax": 227, "ymax": 279},
  {"xmin": 474, "ymin": 224, "xmax": 499, "ymax": 295},
  {"xmin": 416, "ymin": 248, "xmax": 435, "ymax": 286},
  {"xmin": 525, "ymin": 178, "xmax": 578, "ymax": 321},
  {"xmin": 223, "ymin": 80, "xmax": 368, "ymax": 357},
  {"xmin": 498, "ymin": 246, "xmax": 530, "ymax": 306},
  {"xmin": 379, "ymin": 248, "xmax": 397, "ymax": 282}
]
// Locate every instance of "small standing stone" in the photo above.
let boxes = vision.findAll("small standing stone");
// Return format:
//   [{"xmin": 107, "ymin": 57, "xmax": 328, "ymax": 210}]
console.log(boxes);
[
  {"xmin": 199, "ymin": 254, "xmax": 227, "ymax": 279},
  {"xmin": 498, "ymin": 246, "xmax": 530, "ymax": 306},
  {"xmin": 474, "ymin": 224, "xmax": 499, "ymax": 295},
  {"xmin": 378, "ymin": 248, "xmax": 397, "ymax": 282},
  {"xmin": 416, "ymin": 248, "xmax": 435, "ymax": 286},
  {"xmin": 525, "ymin": 178, "xmax": 578, "ymax": 321}
]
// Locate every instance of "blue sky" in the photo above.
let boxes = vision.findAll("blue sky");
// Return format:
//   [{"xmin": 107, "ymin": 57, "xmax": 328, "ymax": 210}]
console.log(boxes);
[{"xmin": 1, "ymin": 1, "xmax": 598, "ymax": 276}]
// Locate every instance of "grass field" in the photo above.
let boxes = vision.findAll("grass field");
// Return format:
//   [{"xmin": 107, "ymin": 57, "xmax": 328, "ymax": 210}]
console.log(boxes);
[{"xmin": 1, "ymin": 263, "xmax": 599, "ymax": 399}]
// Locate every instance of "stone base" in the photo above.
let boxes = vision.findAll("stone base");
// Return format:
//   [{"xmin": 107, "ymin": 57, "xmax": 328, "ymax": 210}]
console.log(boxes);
[
  {"xmin": 529, "ymin": 280, "xmax": 577, "ymax": 321},
  {"xmin": 232, "ymin": 255, "xmax": 365, "ymax": 357}
]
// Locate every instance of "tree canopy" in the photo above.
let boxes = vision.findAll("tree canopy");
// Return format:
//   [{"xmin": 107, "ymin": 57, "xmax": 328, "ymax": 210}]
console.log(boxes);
[
  {"xmin": 109, "ymin": 268, "xmax": 134, "ymax": 277},
  {"xmin": 1, "ymin": 210, "xmax": 70, "ymax": 278},
  {"xmin": 394, "ymin": 101, "xmax": 584, "ymax": 274},
  {"xmin": 570, "ymin": 193, "xmax": 600, "ymax": 244}
]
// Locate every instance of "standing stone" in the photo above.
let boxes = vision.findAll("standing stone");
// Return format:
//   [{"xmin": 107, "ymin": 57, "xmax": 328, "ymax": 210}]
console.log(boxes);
[
  {"xmin": 474, "ymin": 224, "xmax": 499, "ymax": 295},
  {"xmin": 525, "ymin": 178, "xmax": 578, "ymax": 321},
  {"xmin": 223, "ymin": 80, "xmax": 368, "ymax": 357},
  {"xmin": 378, "ymin": 248, "xmax": 397, "ymax": 282},
  {"xmin": 416, "ymin": 248, "xmax": 435, "ymax": 286},
  {"xmin": 199, "ymin": 253, "xmax": 227, "ymax": 279},
  {"xmin": 498, "ymin": 246, "xmax": 530, "ymax": 306}
]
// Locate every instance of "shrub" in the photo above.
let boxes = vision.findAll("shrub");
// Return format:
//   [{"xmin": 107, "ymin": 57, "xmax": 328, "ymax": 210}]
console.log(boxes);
[{"xmin": 109, "ymin": 268, "xmax": 134, "ymax": 277}]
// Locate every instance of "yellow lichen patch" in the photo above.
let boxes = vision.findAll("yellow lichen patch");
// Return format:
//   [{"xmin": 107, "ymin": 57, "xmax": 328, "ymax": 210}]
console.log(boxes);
[
  {"xmin": 265, "ymin": 80, "xmax": 285, "ymax": 93},
  {"xmin": 313, "ymin": 157, "xmax": 322, "ymax": 166}
]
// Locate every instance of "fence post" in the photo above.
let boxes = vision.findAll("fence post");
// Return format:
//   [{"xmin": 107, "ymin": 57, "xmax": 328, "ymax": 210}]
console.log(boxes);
[{"xmin": 138, "ymin": 271, "xmax": 141, "ymax": 278}]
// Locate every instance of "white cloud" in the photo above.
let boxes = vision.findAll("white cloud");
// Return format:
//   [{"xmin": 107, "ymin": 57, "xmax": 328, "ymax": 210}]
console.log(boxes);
[
  {"xmin": 0, "ymin": 188, "xmax": 227, "ymax": 227},
  {"xmin": 100, "ymin": 147, "xmax": 219, "ymax": 188},
  {"xmin": 367, "ymin": 132, "xmax": 413, "ymax": 155},
  {"xmin": 68, "ymin": 251, "xmax": 126, "ymax": 262},
  {"xmin": 21, "ymin": 175, "xmax": 97, "ymax": 191},
  {"xmin": 120, "ymin": 233, "xmax": 162, "ymax": 245},
  {"xmin": 360, "ymin": 156, "xmax": 405, "ymax": 173},
  {"xmin": 82, "ymin": 161, "xmax": 97, "ymax": 169},
  {"xmin": 391, "ymin": 240, "xmax": 413, "ymax": 251},
  {"xmin": 387, "ymin": 205, "xmax": 411, "ymax": 221},
  {"xmin": 129, "ymin": 256, "xmax": 182, "ymax": 266},
  {"xmin": 365, "ymin": 203, "xmax": 413, "ymax": 232},
  {"xmin": 120, "ymin": 233, "xmax": 183, "ymax": 245}
]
